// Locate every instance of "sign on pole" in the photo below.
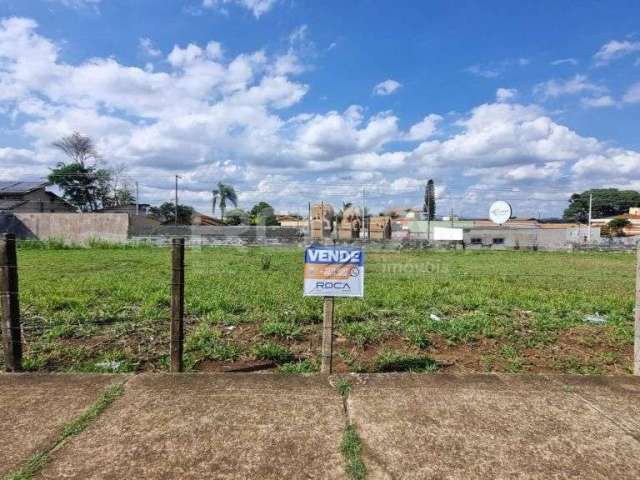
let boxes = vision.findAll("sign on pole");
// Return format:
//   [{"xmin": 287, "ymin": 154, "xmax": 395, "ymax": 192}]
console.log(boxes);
[{"xmin": 303, "ymin": 246, "xmax": 364, "ymax": 297}]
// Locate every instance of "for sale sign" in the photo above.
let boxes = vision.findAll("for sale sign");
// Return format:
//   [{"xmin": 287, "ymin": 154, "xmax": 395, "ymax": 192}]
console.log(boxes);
[{"xmin": 303, "ymin": 246, "xmax": 364, "ymax": 297}]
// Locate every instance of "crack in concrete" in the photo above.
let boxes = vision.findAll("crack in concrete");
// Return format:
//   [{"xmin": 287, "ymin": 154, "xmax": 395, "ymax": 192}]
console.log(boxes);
[
  {"xmin": 547, "ymin": 376, "xmax": 640, "ymax": 444},
  {"xmin": 333, "ymin": 377, "xmax": 397, "ymax": 480}
]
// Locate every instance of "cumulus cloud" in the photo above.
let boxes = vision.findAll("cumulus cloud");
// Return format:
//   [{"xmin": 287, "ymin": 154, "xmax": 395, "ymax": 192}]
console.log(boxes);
[
  {"xmin": 373, "ymin": 79, "xmax": 402, "ymax": 96},
  {"xmin": 202, "ymin": 0, "xmax": 277, "ymax": 18},
  {"xmin": 2, "ymin": 17, "xmax": 640, "ymax": 216},
  {"xmin": 405, "ymin": 114, "xmax": 442, "ymax": 141},
  {"xmin": 411, "ymin": 103, "xmax": 601, "ymax": 172},
  {"xmin": 496, "ymin": 88, "xmax": 517, "ymax": 103},
  {"xmin": 594, "ymin": 39, "xmax": 640, "ymax": 66},
  {"xmin": 534, "ymin": 74, "xmax": 606, "ymax": 99}
]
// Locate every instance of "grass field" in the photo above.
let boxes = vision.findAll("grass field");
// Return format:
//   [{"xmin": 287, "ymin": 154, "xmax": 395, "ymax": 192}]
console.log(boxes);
[{"xmin": 1, "ymin": 244, "xmax": 635, "ymax": 375}]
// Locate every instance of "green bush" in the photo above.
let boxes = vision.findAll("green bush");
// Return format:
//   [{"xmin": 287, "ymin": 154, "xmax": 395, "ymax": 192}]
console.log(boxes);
[{"xmin": 252, "ymin": 341, "xmax": 293, "ymax": 363}]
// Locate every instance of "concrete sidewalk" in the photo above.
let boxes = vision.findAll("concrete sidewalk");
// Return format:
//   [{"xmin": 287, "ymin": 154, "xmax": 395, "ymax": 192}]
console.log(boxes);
[{"xmin": 2, "ymin": 373, "xmax": 640, "ymax": 479}]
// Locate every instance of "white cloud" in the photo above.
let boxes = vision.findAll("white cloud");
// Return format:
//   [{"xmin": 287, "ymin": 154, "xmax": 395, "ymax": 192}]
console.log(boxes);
[
  {"xmin": 202, "ymin": 0, "xmax": 277, "ymax": 18},
  {"xmin": 623, "ymin": 82, "xmax": 640, "ymax": 103},
  {"xmin": 551, "ymin": 58, "xmax": 578, "ymax": 66},
  {"xmin": 496, "ymin": 88, "xmax": 517, "ymax": 103},
  {"xmin": 466, "ymin": 58, "xmax": 530, "ymax": 78},
  {"xmin": 373, "ymin": 79, "xmax": 402, "ymax": 96},
  {"xmin": 2, "ymin": 17, "xmax": 640, "ymax": 216},
  {"xmin": 534, "ymin": 74, "xmax": 606, "ymax": 99},
  {"xmin": 139, "ymin": 38, "xmax": 161, "ymax": 58},
  {"xmin": 580, "ymin": 95, "xmax": 616, "ymax": 108},
  {"xmin": 594, "ymin": 39, "xmax": 640, "ymax": 66},
  {"xmin": 48, "ymin": 0, "xmax": 101, "ymax": 10},
  {"xmin": 466, "ymin": 64, "xmax": 499, "ymax": 79},
  {"xmin": 411, "ymin": 103, "xmax": 601, "ymax": 171},
  {"xmin": 405, "ymin": 114, "xmax": 442, "ymax": 141},
  {"xmin": 573, "ymin": 150, "xmax": 640, "ymax": 177}
]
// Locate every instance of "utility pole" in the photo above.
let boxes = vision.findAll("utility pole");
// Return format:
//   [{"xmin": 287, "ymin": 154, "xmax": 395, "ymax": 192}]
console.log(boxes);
[
  {"xmin": 135, "ymin": 181, "xmax": 140, "ymax": 216},
  {"xmin": 362, "ymin": 186, "xmax": 367, "ymax": 241},
  {"xmin": 426, "ymin": 192, "xmax": 431, "ymax": 242},
  {"xmin": 588, "ymin": 193, "xmax": 593, "ymax": 242},
  {"xmin": 635, "ymin": 242, "xmax": 640, "ymax": 375},
  {"xmin": 174, "ymin": 175, "xmax": 180, "ymax": 226},
  {"xmin": 450, "ymin": 207, "xmax": 454, "ymax": 228}
]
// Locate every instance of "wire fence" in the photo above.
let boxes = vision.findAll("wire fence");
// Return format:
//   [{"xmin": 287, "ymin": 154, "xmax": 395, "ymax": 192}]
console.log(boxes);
[{"xmin": 1, "ymin": 236, "xmax": 638, "ymax": 377}]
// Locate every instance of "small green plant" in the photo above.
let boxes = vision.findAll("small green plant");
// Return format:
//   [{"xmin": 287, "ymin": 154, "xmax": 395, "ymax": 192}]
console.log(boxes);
[
  {"xmin": 260, "ymin": 320, "xmax": 303, "ymax": 340},
  {"xmin": 405, "ymin": 324, "xmax": 430, "ymax": 349},
  {"xmin": 278, "ymin": 358, "xmax": 319, "ymax": 374},
  {"xmin": 186, "ymin": 324, "xmax": 241, "ymax": 361},
  {"xmin": 252, "ymin": 341, "xmax": 293, "ymax": 363},
  {"xmin": 374, "ymin": 351, "xmax": 439, "ymax": 373},
  {"xmin": 260, "ymin": 255, "xmax": 272, "ymax": 270},
  {"xmin": 341, "ymin": 424, "xmax": 366, "ymax": 480},
  {"xmin": 335, "ymin": 378, "xmax": 353, "ymax": 400},
  {"xmin": 5, "ymin": 452, "xmax": 48, "ymax": 480},
  {"xmin": 340, "ymin": 321, "xmax": 384, "ymax": 347}
]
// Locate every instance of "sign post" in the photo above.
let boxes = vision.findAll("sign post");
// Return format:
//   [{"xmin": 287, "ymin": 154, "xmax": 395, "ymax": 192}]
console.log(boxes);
[{"xmin": 304, "ymin": 245, "xmax": 364, "ymax": 374}]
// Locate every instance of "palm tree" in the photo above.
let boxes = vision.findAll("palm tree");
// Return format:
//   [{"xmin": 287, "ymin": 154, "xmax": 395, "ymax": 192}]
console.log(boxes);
[
  {"xmin": 336, "ymin": 201, "xmax": 353, "ymax": 224},
  {"xmin": 212, "ymin": 183, "xmax": 238, "ymax": 220}
]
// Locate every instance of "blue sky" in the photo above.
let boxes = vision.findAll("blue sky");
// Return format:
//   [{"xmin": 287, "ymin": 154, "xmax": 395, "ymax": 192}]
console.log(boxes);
[{"xmin": 0, "ymin": 0, "xmax": 639, "ymax": 217}]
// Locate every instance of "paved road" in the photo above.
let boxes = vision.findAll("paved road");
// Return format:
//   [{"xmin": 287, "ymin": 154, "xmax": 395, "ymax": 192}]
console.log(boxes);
[{"xmin": 2, "ymin": 373, "xmax": 639, "ymax": 479}]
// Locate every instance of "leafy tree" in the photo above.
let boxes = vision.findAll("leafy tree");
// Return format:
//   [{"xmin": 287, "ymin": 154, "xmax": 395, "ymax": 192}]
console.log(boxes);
[
  {"xmin": 224, "ymin": 208, "xmax": 249, "ymax": 225},
  {"xmin": 49, "ymin": 132, "xmax": 125, "ymax": 212},
  {"xmin": 48, "ymin": 161, "xmax": 112, "ymax": 212},
  {"xmin": 250, "ymin": 202, "xmax": 279, "ymax": 226},
  {"xmin": 151, "ymin": 202, "xmax": 194, "ymax": 225},
  {"xmin": 423, "ymin": 179, "xmax": 435, "ymax": 221},
  {"xmin": 212, "ymin": 183, "xmax": 238, "ymax": 220},
  {"xmin": 563, "ymin": 189, "xmax": 640, "ymax": 222},
  {"xmin": 605, "ymin": 217, "xmax": 631, "ymax": 237}
]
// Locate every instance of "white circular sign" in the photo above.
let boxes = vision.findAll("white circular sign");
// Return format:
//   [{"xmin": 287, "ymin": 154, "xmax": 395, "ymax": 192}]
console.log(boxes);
[{"xmin": 489, "ymin": 201, "xmax": 512, "ymax": 225}]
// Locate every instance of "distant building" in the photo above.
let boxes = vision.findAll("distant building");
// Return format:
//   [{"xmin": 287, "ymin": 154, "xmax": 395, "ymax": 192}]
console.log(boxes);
[
  {"xmin": 0, "ymin": 181, "xmax": 76, "ymax": 213},
  {"xmin": 591, "ymin": 208, "xmax": 640, "ymax": 236},
  {"xmin": 406, "ymin": 218, "xmax": 600, "ymax": 249}
]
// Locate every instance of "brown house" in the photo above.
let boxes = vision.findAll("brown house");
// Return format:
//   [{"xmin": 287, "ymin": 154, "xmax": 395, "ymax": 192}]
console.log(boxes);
[{"xmin": 0, "ymin": 181, "xmax": 76, "ymax": 213}]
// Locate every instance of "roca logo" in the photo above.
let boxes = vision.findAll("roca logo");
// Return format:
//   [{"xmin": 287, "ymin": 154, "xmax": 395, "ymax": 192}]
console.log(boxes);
[{"xmin": 315, "ymin": 281, "xmax": 351, "ymax": 290}]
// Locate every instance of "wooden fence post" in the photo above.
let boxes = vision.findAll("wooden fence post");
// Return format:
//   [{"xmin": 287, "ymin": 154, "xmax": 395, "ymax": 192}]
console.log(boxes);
[
  {"xmin": 635, "ymin": 242, "xmax": 640, "ymax": 376},
  {"xmin": 170, "ymin": 238, "xmax": 185, "ymax": 372},
  {"xmin": 1, "ymin": 233, "xmax": 22, "ymax": 372},
  {"xmin": 321, "ymin": 296, "xmax": 334, "ymax": 374}
]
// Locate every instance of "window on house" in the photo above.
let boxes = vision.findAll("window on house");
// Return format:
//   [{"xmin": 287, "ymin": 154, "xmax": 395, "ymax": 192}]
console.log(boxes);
[
  {"xmin": 470, "ymin": 238, "xmax": 482, "ymax": 245},
  {"xmin": 492, "ymin": 238, "xmax": 505, "ymax": 245}
]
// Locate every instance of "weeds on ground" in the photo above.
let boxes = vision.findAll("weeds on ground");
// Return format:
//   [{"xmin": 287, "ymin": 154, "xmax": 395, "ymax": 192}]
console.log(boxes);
[
  {"xmin": 341, "ymin": 424, "xmax": 366, "ymax": 480},
  {"xmin": 374, "ymin": 351, "xmax": 440, "ymax": 373},
  {"xmin": 260, "ymin": 320, "xmax": 303, "ymax": 340},
  {"xmin": 335, "ymin": 377, "xmax": 353, "ymax": 400},
  {"xmin": 252, "ymin": 341, "xmax": 293, "ymax": 363},
  {"xmin": 278, "ymin": 358, "xmax": 319, "ymax": 374},
  {"xmin": 4, "ymin": 383, "xmax": 124, "ymax": 480},
  {"xmin": 186, "ymin": 324, "xmax": 242, "ymax": 362}
]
